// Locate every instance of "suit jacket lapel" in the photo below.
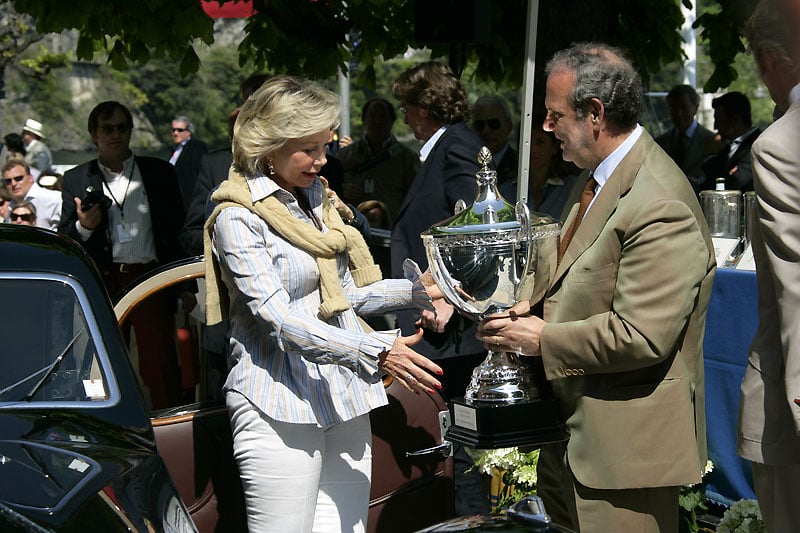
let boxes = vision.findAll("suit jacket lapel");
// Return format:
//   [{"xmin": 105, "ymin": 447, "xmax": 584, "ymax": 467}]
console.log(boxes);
[
  {"xmin": 730, "ymin": 128, "xmax": 760, "ymax": 164},
  {"xmin": 551, "ymin": 131, "xmax": 651, "ymax": 285}
]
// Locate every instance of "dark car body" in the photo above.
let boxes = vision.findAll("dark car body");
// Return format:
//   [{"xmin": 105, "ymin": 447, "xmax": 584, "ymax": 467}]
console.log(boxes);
[
  {"xmin": 418, "ymin": 496, "xmax": 576, "ymax": 533},
  {"xmin": 0, "ymin": 225, "xmax": 194, "ymax": 532},
  {"xmin": 0, "ymin": 226, "xmax": 453, "ymax": 532}
]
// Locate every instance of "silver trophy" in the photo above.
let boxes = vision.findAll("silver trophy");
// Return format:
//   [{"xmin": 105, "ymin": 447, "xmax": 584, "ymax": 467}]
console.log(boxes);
[{"xmin": 421, "ymin": 147, "xmax": 566, "ymax": 448}]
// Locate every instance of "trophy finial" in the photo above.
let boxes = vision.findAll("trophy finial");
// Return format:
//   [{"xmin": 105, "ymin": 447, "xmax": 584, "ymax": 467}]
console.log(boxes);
[{"xmin": 478, "ymin": 146, "xmax": 492, "ymax": 170}]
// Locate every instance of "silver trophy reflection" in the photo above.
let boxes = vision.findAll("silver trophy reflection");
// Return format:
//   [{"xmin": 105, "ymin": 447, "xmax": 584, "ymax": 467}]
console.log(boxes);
[{"xmin": 421, "ymin": 147, "xmax": 567, "ymax": 448}]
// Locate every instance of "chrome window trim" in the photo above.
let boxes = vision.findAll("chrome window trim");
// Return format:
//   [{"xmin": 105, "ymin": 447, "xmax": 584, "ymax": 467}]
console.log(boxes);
[{"xmin": 0, "ymin": 272, "xmax": 121, "ymax": 409}]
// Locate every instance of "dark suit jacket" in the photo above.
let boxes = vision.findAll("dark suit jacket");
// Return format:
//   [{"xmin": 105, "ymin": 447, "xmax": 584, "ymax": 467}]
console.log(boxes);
[
  {"xmin": 540, "ymin": 130, "xmax": 715, "ymax": 489},
  {"xmin": 656, "ymin": 122, "xmax": 716, "ymax": 188},
  {"xmin": 59, "ymin": 156, "xmax": 187, "ymax": 287},
  {"xmin": 391, "ymin": 122, "xmax": 485, "ymax": 359},
  {"xmin": 179, "ymin": 149, "xmax": 233, "ymax": 257},
  {"xmin": 495, "ymin": 145, "xmax": 518, "ymax": 185},
  {"xmin": 174, "ymin": 137, "xmax": 209, "ymax": 211},
  {"xmin": 700, "ymin": 128, "xmax": 761, "ymax": 191}
]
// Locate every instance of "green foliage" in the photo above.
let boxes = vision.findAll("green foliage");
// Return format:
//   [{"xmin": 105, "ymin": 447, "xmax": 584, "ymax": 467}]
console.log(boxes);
[
  {"xmin": 238, "ymin": 0, "xmax": 416, "ymax": 82},
  {"xmin": 678, "ymin": 460, "xmax": 715, "ymax": 533},
  {"xmin": 679, "ymin": 484, "xmax": 709, "ymax": 532},
  {"xmin": 717, "ymin": 499, "xmax": 765, "ymax": 533},
  {"xmin": 8, "ymin": 0, "xmax": 766, "ymax": 97},
  {"xmin": 694, "ymin": 0, "xmax": 755, "ymax": 92},
  {"xmin": 12, "ymin": 0, "xmax": 214, "ymax": 72},
  {"xmin": 17, "ymin": 45, "xmax": 68, "ymax": 74},
  {"xmin": 127, "ymin": 40, "xmax": 253, "ymax": 150}
]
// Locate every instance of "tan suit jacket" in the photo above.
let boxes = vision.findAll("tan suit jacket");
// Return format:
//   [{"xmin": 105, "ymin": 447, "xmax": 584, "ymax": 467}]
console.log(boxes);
[
  {"xmin": 538, "ymin": 130, "xmax": 716, "ymax": 489},
  {"xmin": 738, "ymin": 101, "xmax": 800, "ymax": 465}
]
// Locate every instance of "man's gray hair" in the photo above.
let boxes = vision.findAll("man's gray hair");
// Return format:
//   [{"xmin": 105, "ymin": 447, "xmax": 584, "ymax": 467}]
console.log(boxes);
[
  {"xmin": 746, "ymin": 0, "xmax": 797, "ymax": 67},
  {"xmin": 545, "ymin": 42, "xmax": 643, "ymax": 131},
  {"xmin": 473, "ymin": 94, "xmax": 512, "ymax": 124},
  {"xmin": 172, "ymin": 116, "xmax": 194, "ymax": 133}
]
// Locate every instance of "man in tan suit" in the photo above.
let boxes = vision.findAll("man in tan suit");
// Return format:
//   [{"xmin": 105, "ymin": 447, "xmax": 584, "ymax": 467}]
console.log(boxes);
[
  {"xmin": 478, "ymin": 43, "xmax": 715, "ymax": 531},
  {"xmin": 738, "ymin": 1, "xmax": 800, "ymax": 530}
]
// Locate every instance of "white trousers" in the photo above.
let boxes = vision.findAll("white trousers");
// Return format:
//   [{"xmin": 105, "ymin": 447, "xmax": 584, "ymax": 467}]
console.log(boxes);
[{"xmin": 226, "ymin": 391, "xmax": 372, "ymax": 533}]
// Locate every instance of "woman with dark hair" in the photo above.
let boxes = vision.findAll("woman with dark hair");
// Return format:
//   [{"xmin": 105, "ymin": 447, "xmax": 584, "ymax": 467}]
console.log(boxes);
[
  {"xmin": 1, "ymin": 133, "xmax": 26, "ymax": 164},
  {"xmin": 500, "ymin": 114, "xmax": 584, "ymax": 221}
]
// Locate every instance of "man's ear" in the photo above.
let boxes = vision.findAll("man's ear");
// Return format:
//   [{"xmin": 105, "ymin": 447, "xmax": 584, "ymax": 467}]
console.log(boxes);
[{"xmin": 588, "ymin": 98, "xmax": 604, "ymax": 126}]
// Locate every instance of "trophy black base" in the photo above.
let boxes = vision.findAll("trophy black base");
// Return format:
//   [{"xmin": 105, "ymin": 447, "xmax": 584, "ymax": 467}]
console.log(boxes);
[{"xmin": 445, "ymin": 396, "xmax": 568, "ymax": 449}]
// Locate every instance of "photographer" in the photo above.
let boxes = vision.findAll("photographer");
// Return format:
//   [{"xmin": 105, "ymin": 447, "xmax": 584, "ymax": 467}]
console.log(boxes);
[{"xmin": 58, "ymin": 100, "xmax": 188, "ymax": 410}]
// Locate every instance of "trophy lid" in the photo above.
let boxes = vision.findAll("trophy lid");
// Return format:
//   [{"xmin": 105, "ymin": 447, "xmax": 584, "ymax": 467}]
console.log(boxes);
[{"xmin": 422, "ymin": 146, "xmax": 559, "ymax": 238}]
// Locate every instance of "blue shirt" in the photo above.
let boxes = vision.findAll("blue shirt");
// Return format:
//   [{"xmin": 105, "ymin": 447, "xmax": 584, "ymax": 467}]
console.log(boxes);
[{"xmin": 212, "ymin": 174, "xmax": 418, "ymax": 427}]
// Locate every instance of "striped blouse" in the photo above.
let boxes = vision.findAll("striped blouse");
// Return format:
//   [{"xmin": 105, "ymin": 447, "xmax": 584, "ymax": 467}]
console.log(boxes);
[{"xmin": 213, "ymin": 173, "xmax": 418, "ymax": 427}]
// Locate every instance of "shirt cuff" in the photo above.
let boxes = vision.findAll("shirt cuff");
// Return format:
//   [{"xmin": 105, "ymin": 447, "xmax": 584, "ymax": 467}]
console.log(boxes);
[
  {"xmin": 75, "ymin": 220, "xmax": 94, "ymax": 241},
  {"xmin": 356, "ymin": 329, "xmax": 400, "ymax": 383}
]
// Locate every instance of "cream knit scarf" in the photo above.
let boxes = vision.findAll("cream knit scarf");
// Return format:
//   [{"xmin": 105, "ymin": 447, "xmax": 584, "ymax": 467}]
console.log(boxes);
[{"xmin": 204, "ymin": 167, "xmax": 382, "ymax": 325}]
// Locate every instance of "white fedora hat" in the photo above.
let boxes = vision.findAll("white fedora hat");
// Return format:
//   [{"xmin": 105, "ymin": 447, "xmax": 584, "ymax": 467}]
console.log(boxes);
[{"xmin": 22, "ymin": 118, "xmax": 44, "ymax": 139}]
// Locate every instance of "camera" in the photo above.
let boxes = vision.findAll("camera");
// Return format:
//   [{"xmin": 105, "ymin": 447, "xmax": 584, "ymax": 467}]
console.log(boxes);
[{"xmin": 81, "ymin": 186, "xmax": 112, "ymax": 212}]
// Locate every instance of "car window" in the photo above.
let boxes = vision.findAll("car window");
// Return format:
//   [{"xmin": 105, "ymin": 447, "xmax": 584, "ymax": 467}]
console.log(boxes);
[{"xmin": 0, "ymin": 275, "xmax": 112, "ymax": 404}]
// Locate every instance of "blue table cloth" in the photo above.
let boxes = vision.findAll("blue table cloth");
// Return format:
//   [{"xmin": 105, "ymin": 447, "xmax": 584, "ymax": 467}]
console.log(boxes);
[{"xmin": 702, "ymin": 267, "xmax": 758, "ymax": 505}]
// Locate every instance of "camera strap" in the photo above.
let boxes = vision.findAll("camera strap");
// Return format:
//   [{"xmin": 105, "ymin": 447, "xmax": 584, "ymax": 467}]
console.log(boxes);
[{"xmin": 100, "ymin": 159, "xmax": 135, "ymax": 225}]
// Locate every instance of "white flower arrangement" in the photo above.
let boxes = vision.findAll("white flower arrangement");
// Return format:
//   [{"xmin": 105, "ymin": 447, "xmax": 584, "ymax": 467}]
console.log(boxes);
[
  {"xmin": 717, "ymin": 499, "xmax": 764, "ymax": 533},
  {"xmin": 467, "ymin": 447, "xmax": 540, "ymax": 510}
]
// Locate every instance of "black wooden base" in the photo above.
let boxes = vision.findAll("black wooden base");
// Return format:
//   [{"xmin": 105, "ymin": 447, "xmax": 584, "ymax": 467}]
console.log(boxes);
[{"xmin": 445, "ymin": 396, "xmax": 569, "ymax": 449}]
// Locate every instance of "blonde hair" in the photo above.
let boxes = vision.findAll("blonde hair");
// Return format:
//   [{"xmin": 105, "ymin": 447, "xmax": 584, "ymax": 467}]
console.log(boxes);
[{"xmin": 232, "ymin": 75, "xmax": 341, "ymax": 176}]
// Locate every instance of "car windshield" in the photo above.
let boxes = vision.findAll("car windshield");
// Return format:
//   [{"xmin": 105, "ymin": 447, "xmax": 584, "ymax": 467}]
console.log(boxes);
[{"xmin": 0, "ymin": 277, "xmax": 109, "ymax": 404}]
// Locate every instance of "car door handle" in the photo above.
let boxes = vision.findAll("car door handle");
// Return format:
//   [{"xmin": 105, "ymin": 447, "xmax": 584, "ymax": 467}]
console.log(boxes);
[
  {"xmin": 405, "ymin": 410, "xmax": 453, "ymax": 458},
  {"xmin": 405, "ymin": 441, "xmax": 452, "ymax": 458}
]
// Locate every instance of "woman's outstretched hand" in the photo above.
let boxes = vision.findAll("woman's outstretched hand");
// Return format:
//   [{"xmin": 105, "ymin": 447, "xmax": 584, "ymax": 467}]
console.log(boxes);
[{"xmin": 379, "ymin": 328, "xmax": 444, "ymax": 394}]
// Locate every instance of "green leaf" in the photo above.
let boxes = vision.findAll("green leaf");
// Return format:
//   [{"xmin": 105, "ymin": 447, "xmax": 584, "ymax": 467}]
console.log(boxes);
[
  {"xmin": 76, "ymin": 34, "xmax": 95, "ymax": 61},
  {"xmin": 108, "ymin": 40, "xmax": 129, "ymax": 70},
  {"xmin": 179, "ymin": 46, "xmax": 200, "ymax": 78}
]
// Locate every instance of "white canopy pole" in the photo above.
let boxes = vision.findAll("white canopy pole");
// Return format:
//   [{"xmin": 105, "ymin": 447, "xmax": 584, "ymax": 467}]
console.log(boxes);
[
  {"xmin": 517, "ymin": 0, "xmax": 540, "ymax": 205},
  {"xmin": 680, "ymin": 1, "xmax": 698, "ymax": 88},
  {"xmin": 338, "ymin": 68, "xmax": 351, "ymax": 140}
]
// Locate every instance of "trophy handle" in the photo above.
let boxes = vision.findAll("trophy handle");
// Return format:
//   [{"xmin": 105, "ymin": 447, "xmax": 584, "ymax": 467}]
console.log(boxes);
[{"xmin": 515, "ymin": 202, "xmax": 533, "ymax": 302}]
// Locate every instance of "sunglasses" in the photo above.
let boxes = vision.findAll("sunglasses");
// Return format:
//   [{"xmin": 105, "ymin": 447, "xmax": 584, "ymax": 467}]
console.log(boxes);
[
  {"xmin": 473, "ymin": 118, "xmax": 502, "ymax": 131},
  {"xmin": 11, "ymin": 212, "xmax": 34, "ymax": 222},
  {"xmin": 172, "ymin": 128, "xmax": 187, "ymax": 133},
  {"xmin": 3, "ymin": 175, "xmax": 26, "ymax": 186},
  {"xmin": 99, "ymin": 123, "xmax": 131, "ymax": 135}
]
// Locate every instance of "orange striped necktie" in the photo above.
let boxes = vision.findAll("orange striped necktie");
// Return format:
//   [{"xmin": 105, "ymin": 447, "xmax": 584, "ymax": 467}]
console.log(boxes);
[{"xmin": 557, "ymin": 175, "xmax": 597, "ymax": 264}]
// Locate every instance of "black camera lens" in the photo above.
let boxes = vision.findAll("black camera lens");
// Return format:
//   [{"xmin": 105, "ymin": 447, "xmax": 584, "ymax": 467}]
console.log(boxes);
[{"xmin": 81, "ymin": 185, "xmax": 110, "ymax": 212}]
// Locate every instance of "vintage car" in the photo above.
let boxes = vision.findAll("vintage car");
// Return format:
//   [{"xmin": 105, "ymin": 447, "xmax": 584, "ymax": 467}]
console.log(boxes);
[
  {"xmin": 419, "ymin": 496, "xmax": 576, "ymax": 533},
  {"xmin": 0, "ymin": 225, "xmax": 453, "ymax": 532}
]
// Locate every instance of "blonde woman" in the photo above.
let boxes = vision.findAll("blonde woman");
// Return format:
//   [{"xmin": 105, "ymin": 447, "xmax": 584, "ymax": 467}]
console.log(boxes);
[{"xmin": 204, "ymin": 75, "xmax": 443, "ymax": 532}]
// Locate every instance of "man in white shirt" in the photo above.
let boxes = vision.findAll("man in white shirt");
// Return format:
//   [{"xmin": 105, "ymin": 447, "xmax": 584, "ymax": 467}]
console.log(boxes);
[
  {"xmin": 2, "ymin": 159, "xmax": 61, "ymax": 230},
  {"xmin": 58, "ymin": 101, "xmax": 188, "ymax": 410}
]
